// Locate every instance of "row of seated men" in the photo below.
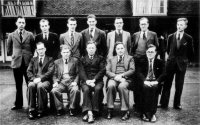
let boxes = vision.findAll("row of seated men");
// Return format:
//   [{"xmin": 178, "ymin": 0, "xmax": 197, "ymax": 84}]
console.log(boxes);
[
  {"xmin": 26, "ymin": 41, "xmax": 165, "ymax": 124},
  {"xmin": 7, "ymin": 15, "xmax": 194, "ymax": 123}
]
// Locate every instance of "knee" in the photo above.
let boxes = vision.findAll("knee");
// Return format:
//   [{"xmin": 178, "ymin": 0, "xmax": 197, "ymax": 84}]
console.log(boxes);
[
  {"xmin": 118, "ymin": 82, "xmax": 127, "ymax": 90},
  {"xmin": 28, "ymin": 82, "xmax": 35, "ymax": 89},
  {"xmin": 107, "ymin": 80, "xmax": 116, "ymax": 89},
  {"xmin": 72, "ymin": 86, "xmax": 80, "ymax": 93}
]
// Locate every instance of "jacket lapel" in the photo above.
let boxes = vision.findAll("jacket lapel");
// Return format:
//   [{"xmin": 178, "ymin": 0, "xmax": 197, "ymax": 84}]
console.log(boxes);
[
  {"xmin": 68, "ymin": 57, "xmax": 73, "ymax": 73},
  {"xmin": 13, "ymin": 30, "xmax": 21, "ymax": 44},
  {"xmin": 58, "ymin": 59, "xmax": 64, "ymax": 76},
  {"xmin": 135, "ymin": 32, "xmax": 140, "ymax": 47},
  {"xmin": 41, "ymin": 56, "xmax": 48, "ymax": 70},
  {"xmin": 73, "ymin": 32, "xmax": 78, "ymax": 46},
  {"xmin": 22, "ymin": 30, "xmax": 29, "ymax": 43},
  {"xmin": 122, "ymin": 30, "xmax": 126, "ymax": 45},
  {"xmin": 93, "ymin": 28, "xmax": 99, "ymax": 42},
  {"xmin": 147, "ymin": 31, "xmax": 151, "ymax": 42},
  {"xmin": 112, "ymin": 56, "xmax": 118, "ymax": 73},
  {"xmin": 86, "ymin": 28, "xmax": 91, "ymax": 42},
  {"xmin": 63, "ymin": 32, "xmax": 71, "ymax": 46},
  {"xmin": 124, "ymin": 55, "xmax": 128, "ymax": 70}
]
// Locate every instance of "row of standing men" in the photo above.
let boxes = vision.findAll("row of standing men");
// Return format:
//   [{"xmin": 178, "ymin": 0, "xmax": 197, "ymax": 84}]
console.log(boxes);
[{"xmin": 7, "ymin": 15, "xmax": 194, "ymax": 123}]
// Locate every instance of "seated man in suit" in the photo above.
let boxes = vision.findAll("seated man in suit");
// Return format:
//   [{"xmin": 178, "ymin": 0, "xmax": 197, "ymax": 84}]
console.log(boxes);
[
  {"xmin": 79, "ymin": 42, "xmax": 106, "ymax": 123},
  {"xmin": 50, "ymin": 45, "xmax": 80, "ymax": 116},
  {"xmin": 27, "ymin": 42, "xmax": 55, "ymax": 119},
  {"xmin": 106, "ymin": 42, "xmax": 135, "ymax": 121},
  {"xmin": 137, "ymin": 44, "xmax": 166, "ymax": 122}
]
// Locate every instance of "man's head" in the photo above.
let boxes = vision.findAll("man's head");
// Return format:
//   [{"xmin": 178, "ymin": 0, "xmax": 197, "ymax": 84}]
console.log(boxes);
[
  {"xmin": 139, "ymin": 17, "xmax": 149, "ymax": 32},
  {"xmin": 146, "ymin": 44, "xmax": 157, "ymax": 59},
  {"xmin": 36, "ymin": 42, "xmax": 46, "ymax": 57},
  {"xmin": 115, "ymin": 42, "xmax": 125, "ymax": 56},
  {"xmin": 87, "ymin": 14, "xmax": 97, "ymax": 29},
  {"xmin": 86, "ymin": 41, "xmax": 96, "ymax": 56},
  {"xmin": 67, "ymin": 17, "xmax": 77, "ymax": 32},
  {"xmin": 39, "ymin": 19, "xmax": 50, "ymax": 34},
  {"xmin": 114, "ymin": 17, "xmax": 124, "ymax": 31},
  {"xmin": 60, "ymin": 45, "xmax": 71, "ymax": 60},
  {"xmin": 177, "ymin": 18, "xmax": 188, "ymax": 33},
  {"xmin": 16, "ymin": 16, "xmax": 26, "ymax": 31}
]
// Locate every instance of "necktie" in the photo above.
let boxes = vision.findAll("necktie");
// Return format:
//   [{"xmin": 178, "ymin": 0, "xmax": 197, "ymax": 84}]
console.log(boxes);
[
  {"xmin": 177, "ymin": 33, "xmax": 181, "ymax": 49},
  {"xmin": 19, "ymin": 31, "xmax": 23, "ymax": 42},
  {"xmin": 39, "ymin": 58, "xmax": 43, "ymax": 67},
  {"xmin": 118, "ymin": 56, "xmax": 123, "ymax": 63},
  {"xmin": 143, "ymin": 32, "xmax": 146, "ymax": 40},
  {"xmin": 90, "ymin": 29, "xmax": 93, "ymax": 39},
  {"xmin": 90, "ymin": 56, "xmax": 93, "ymax": 60},
  {"xmin": 65, "ymin": 59, "xmax": 68, "ymax": 64},
  {"xmin": 148, "ymin": 59, "xmax": 154, "ymax": 81},
  {"xmin": 45, "ymin": 34, "xmax": 48, "ymax": 41},
  {"xmin": 71, "ymin": 32, "xmax": 74, "ymax": 46}
]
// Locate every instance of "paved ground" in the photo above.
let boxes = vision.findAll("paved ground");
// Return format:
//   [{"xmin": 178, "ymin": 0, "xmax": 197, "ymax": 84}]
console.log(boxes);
[{"xmin": 0, "ymin": 68, "xmax": 199, "ymax": 125}]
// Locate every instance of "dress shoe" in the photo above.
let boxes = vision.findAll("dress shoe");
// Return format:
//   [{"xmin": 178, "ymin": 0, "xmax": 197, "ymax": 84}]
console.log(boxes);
[
  {"xmin": 28, "ymin": 112, "xmax": 36, "ymax": 120},
  {"xmin": 121, "ymin": 111, "xmax": 130, "ymax": 121},
  {"xmin": 142, "ymin": 114, "xmax": 150, "ymax": 122},
  {"xmin": 150, "ymin": 115, "xmax": 157, "ymax": 122},
  {"xmin": 88, "ymin": 114, "xmax": 94, "ymax": 123},
  {"xmin": 57, "ymin": 109, "xmax": 64, "ymax": 116},
  {"xmin": 37, "ymin": 113, "xmax": 43, "ymax": 118},
  {"xmin": 11, "ymin": 106, "xmax": 22, "ymax": 110},
  {"xmin": 69, "ymin": 109, "xmax": 75, "ymax": 116},
  {"xmin": 82, "ymin": 114, "xmax": 88, "ymax": 122},
  {"xmin": 174, "ymin": 105, "xmax": 182, "ymax": 110},
  {"xmin": 106, "ymin": 110, "xmax": 112, "ymax": 119}
]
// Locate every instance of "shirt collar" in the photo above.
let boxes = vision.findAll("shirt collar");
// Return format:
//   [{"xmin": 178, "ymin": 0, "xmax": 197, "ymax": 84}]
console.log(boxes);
[
  {"xmin": 118, "ymin": 55, "xmax": 124, "ymax": 61},
  {"xmin": 17, "ymin": 29, "xmax": 24, "ymax": 34},
  {"xmin": 39, "ymin": 55, "xmax": 45, "ymax": 62},
  {"xmin": 116, "ymin": 30, "xmax": 123, "ymax": 34},
  {"xmin": 176, "ymin": 31, "xmax": 184, "ymax": 38},
  {"xmin": 140, "ymin": 30, "xmax": 148, "ymax": 37}
]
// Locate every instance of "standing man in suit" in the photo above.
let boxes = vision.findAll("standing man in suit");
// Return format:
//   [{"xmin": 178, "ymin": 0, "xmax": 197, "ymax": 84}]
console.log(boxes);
[
  {"xmin": 136, "ymin": 44, "xmax": 165, "ymax": 122},
  {"xmin": 35, "ymin": 19, "xmax": 60, "ymax": 60},
  {"xmin": 27, "ymin": 42, "xmax": 55, "ymax": 119},
  {"xmin": 131, "ymin": 17, "xmax": 159, "ymax": 113},
  {"xmin": 50, "ymin": 45, "xmax": 80, "ymax": 116},
  {"xmin": 106, "ymin": 42, "xmax": 135, "ymax": 121},
  {"xmin": 60, "ymin": 17, "xmax": 83, "ymax": 59},
  {"xmin": 107, "ymin": 17, "xmax": 131, "ymax": 59},
  {"xmin": 160, "ymin": 18, "xmax": 194, "ymax": 110},
  {"xmin": 81, "ymin": 14, "xmax": 107, "ymax": 57},
  {"xmin": 79, "ymin": 42, "xmax": 106, "ymax": 123},
  {"xmin": 7, "ymin": 16, "xmax": 35, "ymax": 110}
]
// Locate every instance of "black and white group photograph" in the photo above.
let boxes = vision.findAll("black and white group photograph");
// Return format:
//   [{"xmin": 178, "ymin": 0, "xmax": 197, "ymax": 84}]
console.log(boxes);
[{"xmin": 0, "ymin": 0, "xmax": 199, "ymax": 125}]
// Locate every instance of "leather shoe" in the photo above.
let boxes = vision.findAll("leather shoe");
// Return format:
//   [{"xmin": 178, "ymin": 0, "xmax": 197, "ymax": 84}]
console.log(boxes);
[
  {"xmin": 11, "ymin": 106, "xmax": 22, "ymax": 110},
  {"xmin": 106, "ymin": 110, "xmax": 112, "ymax": 119},
  {"xmin": 69, "ymin": 109, "xmax": 75, "ymax": 116},
  {"xmin": 174, "ymin": 105, "xmax": 182, "ymax": 110},
  {"xmin": 121, "ymin": 111, "xmax": 130, "ymax": 121},
  {"xmin": 57, "ymin": 109, "xmax": 64, "ymax": 116},
  {"xmin": 82, "ymin": 114, "xmax": 88, "ymax": 122},
  {"xmin": 142, "ymin": 114, "xmax": 150, "ymax": 122},
  {"xmin": 28, "ymin": 112, "xmax": 35, "ymax": 120},
  {"xmin": 88, "ymin": 114, "xmax": 94, "ymax": 123},
  {"xmin": 150, "ymin": 115, "xmax": 157, "ymax": 122}
]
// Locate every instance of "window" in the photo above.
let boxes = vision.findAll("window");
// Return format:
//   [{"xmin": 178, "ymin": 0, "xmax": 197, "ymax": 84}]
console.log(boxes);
[
  {"xmin": 131, "ymin": 0, "xmax": 167, "ymax": 16},
  {"xmin": 1, "ymin": 0, "xmax": 36, "ymax": 17}
]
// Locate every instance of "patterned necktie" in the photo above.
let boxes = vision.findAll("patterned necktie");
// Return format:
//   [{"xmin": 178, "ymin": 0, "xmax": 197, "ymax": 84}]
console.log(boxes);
[
  {"xmin": 143, "ymin": 32, "xmax": 146, "ymax": 40},
  {"xmin": 90, "ymin": 29, "xmax": 93, "ymax": 39},
  {"xmin": 45, "ymin": 34, "xmax": 48, "ymax": 41},
  {"xmin": 90, "ymin": 55, "xmax": 93, "ymax": 60},
  {"xmin": 65, "ymin": 59, "xmax": 68, "ymax": 64},
  {"xmin": 177, "ymin": 33, "xmax": 181, "ymax": 49},
  {"xmin": 71, "ymin": 32, "xmax": 74, "ymax": 46},
  {"xmin": 19, "ymin": 31, "xmax": 23, "ymax": 42},
  {"xmin": 39, "ymin": 58, "xmax": 43, "ymax": 67},
  {"xmin": 118, "ymin": 55, "xmax": 123, "ymax": 63},
  {"xmin": 148, "ymin": 59, "xmax": 154, "ymax": 81}
]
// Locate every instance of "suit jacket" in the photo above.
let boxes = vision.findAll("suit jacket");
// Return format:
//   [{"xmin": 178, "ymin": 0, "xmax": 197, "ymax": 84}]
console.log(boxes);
[
  {"xmin": 35, "ymin": 32, "xmax": 59, "ymax": 59},
  {"xmin": 107, "ymin": 30, "xmax": 131, "ymax": 58},
  {"xmin": 135, "ymin": 57, "xmax": 165, "ymax": 83},
  {"xmin": 166, "ymin": 32, "xmax": 194, "ymax": 71},
  {"xmin": 81, "ymin": 28, "xmax": 107, "ymax": 57},
  {"xmin": 7, "ymin": 29, "xmax": 35, "ymax": 68},
  {"xmin": 60, "ymin": 31, "xmax": 83, "ymax": 59},
  {"xmin": 53, "ymin": 57, "xmax": 79, "ymax": 86},
  {"xmin": 27, "ymin": 56, "xmax": 55, "ymax": 83},
  {"xmin": 79, "ymin": 54, "xmax": 106, "ymax": 84},
  {"xmin": 131, "ymin": 30, "xmax": 159, "ymax": 55},
  {"xmin": 106, "ymin": 55, "xmax": 135, "ymax": 80}
]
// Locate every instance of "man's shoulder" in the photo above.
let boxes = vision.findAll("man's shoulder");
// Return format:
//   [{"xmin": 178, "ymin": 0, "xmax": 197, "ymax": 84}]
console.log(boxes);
[
  {"xmin": 96, "ymin": 28, "xmax": 105, "ymax": 34},
  {"xmin": 49, "ymin": 32, "xmax": 58, "ymax": 36},
  {"xmin": 148, "ymin": 30, "xmax": 157, "ymax": 35},
  {"xmin": 25, "ymin": 30, "xmax": 34, "ymax": 36}
]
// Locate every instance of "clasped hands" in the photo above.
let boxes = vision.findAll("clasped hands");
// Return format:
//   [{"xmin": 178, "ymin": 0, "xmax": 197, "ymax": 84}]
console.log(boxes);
[
  {"xmin": 53, "ymin": 81, "xmax": 77, "ymax": 88},
  {"xmin": 86, "ymin": 79, "xmax": 96, "ymax": 87},
  {"xmin": 114, "ymin": 74, "xmax": 126, "ymax": 82},
  {"xmin": 144, "ymin": 80, "xmax": 158, "ymax": 87}
]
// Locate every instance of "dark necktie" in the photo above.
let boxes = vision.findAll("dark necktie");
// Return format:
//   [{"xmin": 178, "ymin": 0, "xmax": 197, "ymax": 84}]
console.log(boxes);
[
  {"xmin": 177, "ymin": 33, "xmax": 181, "ymax": 49},
  {"xmin": 118, "ymin": 56, "xmax": 123, "ymax": 63},
  {"xmin": 90, "ymin": 29, "xmax": 93, "ymax": 39},
  {"xmin": 71, "ymin": 32, "xmax": 74, "ymax": 46},
  {"xmin": 90, "ymin": 55, "xmax": 93, "ymax": 60},
  {"xmin": 148, "ymin": 59, "xmax": 154, "ymax": 81},
  {"xmin": 143, "ymin": 32, "xmax": 146, "ymax": 40},
  {"xmin": 39, "ymin": 58, "xmax": 43, "ymax": 67},
  {"xmin": 44, "ymin": 34, "xmax": 48, "ymax": 41},
  {"xmin": 65, "ymin": 59, "xmax": 68, "ymax": 64},
  {"xmin": 19, "ymin": 31, "xmax": 23, "ymax": 42}
]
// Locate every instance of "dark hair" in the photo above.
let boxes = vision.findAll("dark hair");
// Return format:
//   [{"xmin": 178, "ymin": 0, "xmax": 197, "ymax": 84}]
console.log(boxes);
[
  {"xmin": 113, "ymin": 41, "xmax": 124, "ymax": 56},
  {"xmin": 147, "ymin": 44, "xmax": 157, "ymax": 51},
  {"xmin": 114, "ymin": 17, "xmax": 123, "ymax": 23},
  {"xmin": 177, "ymin": 18, "xmax": 188, "ymax": 25},
  {"xmin": 86, "ymin": 41, "xmax": 96, "ymax": 47},
  {"xmin": 36, "ymin": 42, "xmax": 45, "ymax": 48},
  {"xmin": 16, "ymin": 16, "xmax": 25, "ymax": 22},
  {"xmin": 39, "ymin": 19, "xmax": 49, "ymax": 25},
  {"xmin": 60, "ymin": 44, "xmax": 71, "ymax": 52},
  {"xmin": 139, "ymin": 17, "xmax": 149, "ymax": 23}
]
